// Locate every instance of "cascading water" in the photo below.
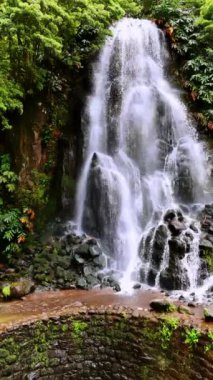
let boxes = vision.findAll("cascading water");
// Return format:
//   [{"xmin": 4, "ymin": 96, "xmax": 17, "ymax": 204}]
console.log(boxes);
[{"xmin": 74, "ymin": 18, "xmax": 212, "ymax": 299}]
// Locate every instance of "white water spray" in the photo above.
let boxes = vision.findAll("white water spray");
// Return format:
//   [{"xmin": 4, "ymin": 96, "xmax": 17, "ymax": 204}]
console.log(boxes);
[{"xmin": 74, "ymin": 18, "xmax": 211, "ymax": 297}]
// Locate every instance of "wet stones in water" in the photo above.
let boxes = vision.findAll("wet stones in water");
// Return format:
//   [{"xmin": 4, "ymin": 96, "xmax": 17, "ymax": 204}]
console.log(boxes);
[
  {"xmin": 163, "ymin": 209, "xmax": 177, "ymax": 223},
  {"xmin": 164, "ymin": 209, "xmax": 186, "ymax": 237},
  {"xmin": 101, "ymin": 276, "xmax": 121, "ymax": 292},
  {"xmin": 133, "ymin": 283, "xmax": 141, "ymax": 289},
  {"xmin": 168, "ymin": 220, "xmax": 186, "ymax": 237}
]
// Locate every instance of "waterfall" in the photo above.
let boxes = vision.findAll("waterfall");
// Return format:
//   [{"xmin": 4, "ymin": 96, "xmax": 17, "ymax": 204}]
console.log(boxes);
[{"xmin": 74, "ymin": 18, "xmax": 211, "ymax": 296}]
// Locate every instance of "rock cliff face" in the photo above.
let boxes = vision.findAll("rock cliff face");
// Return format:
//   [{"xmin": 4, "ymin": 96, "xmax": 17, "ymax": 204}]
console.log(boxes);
[
  {"xmin": 0, "ymin": 308, "xmax": 212, "ymax": 380},
  {"xmin": 1, "ymin": 67, "xmax": 89, "ymax": 222}
]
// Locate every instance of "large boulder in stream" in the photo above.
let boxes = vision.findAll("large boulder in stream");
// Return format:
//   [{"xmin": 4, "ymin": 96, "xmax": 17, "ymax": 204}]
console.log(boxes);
[{"xmin": 1, "ymin": 278, "xmax": 35, "ymax": 300}]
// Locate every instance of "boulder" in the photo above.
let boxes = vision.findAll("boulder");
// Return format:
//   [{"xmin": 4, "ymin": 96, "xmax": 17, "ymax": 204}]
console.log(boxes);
[
  {"xmin": 168, "ymin": 220, "xmax": 186, "ymax": 237},
  {"xmin": 83, "ymin": 265, "xmax": 93, "ymax": 277},
  {"xmin": 168, "ymin": 238, "xmax": 186, "ymax": 258},
  {"xmin": 86, "ymin": 274, "xmax": 99, "ymax": 287},
  {"xmin": 190, "ymin": 223, "xmax": 199, "ymax": 234},
  {"xmin": 133, "ymin": 283, "xmax": 141, "ymax": 289},
  {"xmin": 113, "ymin": 282, "xmax": 121, "ymax": 292},
  {"xmin": 199, "ymin": 238, "xmax": 213, "ymax": 250},
  {"xmin": 88, "ymin": 245, "xmax": 102, "ymax": 257},
  {"xmin": 76, "ymin": 277, "xmax": 88, "ymax": 289},
  {"xmin": 149, "ymin": 298, "xmax": 176, "ymax": 312},
  {"xmin": 93, "ymin": 254, "xmax": 106, "ymax": 268},
  {"xmin": 203, "ymin": 306, "xmax": 213, "ymax": 322},
  {"xmin": 2, "ymin": 278, "xmax": 35, "ymax": 300},
  {"xmin": 163, "ymin": 209, "xmax": 176, "ymax": 222}
]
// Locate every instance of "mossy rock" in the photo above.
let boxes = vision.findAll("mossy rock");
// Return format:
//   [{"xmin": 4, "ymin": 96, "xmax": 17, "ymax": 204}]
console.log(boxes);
[
  {"xmin": 1, "ymin": 278, "xmax": 35, "ymax": 300},
  {"xmin": 150, "ymin": 299, "xmax": 177, "ymax": 313}
]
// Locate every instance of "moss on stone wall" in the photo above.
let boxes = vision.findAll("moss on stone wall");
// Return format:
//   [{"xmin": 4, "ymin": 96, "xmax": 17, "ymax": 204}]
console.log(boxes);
[{"xmin": 0, "ymin": 311, "xmax": 212, "ymax": 379}]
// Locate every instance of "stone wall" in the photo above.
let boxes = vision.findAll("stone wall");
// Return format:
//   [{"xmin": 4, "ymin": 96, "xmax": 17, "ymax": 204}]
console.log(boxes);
[{"xmin": 0, "ymin": 308, "xmax": 213, "ymax": 380}]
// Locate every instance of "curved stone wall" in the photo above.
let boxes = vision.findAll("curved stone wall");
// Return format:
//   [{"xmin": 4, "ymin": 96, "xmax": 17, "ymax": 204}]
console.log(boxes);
[{"xmin": 0, "ymin": 308, "xmax": 213, "ymax": 380}]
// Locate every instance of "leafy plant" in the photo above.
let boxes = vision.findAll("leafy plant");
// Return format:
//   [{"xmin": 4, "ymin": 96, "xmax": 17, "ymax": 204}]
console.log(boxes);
[
  {"xmin": 205, "ymin": 329, "xmax": 213, "ymax": 353},
  {"xmin": 0, "ymin": 154, "xmax": 30, "ymax": 260},
  {"xmin": 2, "ymin": 284, "xmax": 11, "ymax": 298},
  {"xmin": 184, "ymin": 327, "xmax": 201, "ymax": 348},
  {"xmin": 0, "ymin": 0, "xmax": 141, "ymax": 130},
  {"xmin": 159, "ymin": 317, "xmax": 179, "ymax": 349},
  {"xmin": 150, "ymin": 0, "xmax": 213, "ymax": 125}
]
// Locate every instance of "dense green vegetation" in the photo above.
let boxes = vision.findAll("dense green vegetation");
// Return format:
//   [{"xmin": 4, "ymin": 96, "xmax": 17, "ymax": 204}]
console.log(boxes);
[
  {"xmin": 0, "ymin": 0, "xmax": 212, "ymax": 261},
  {"xmin": 143, "ymin": 0, "xmax": 213, "ymax": 125},
  {"xmin": 0, "ymin": 0, "xmax": 140, "ymax": 131}
]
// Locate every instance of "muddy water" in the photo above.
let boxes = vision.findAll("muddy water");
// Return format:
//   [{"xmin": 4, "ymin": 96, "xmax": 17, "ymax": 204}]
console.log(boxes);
[{"xmin": 0, "ymin": 288, "xmax": 211, "ymax": 332}]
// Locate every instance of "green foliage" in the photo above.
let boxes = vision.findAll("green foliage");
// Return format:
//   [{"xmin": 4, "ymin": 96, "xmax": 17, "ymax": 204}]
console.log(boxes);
[
  {"xmin": 150, "ymin": 0, "xmax": 213, "ymax": 122},
  {"xmin": 205, "ymin": 329, "xmax": 213, "ymax": 352},
  {"xmin": 72, "ymin": 320, "xmax": 88, "ymax": 334},
  {"xmin": 151, "ymin": 0, "xmax": 181, "ymax": 21},
  {"xmin": 0, "ymin": 154, "xmax": 27, "ymax": 260},
  {"xmin": 0, "ymin": 0, "xmax": 140, "ymax": 130},
  {"xmin": 31, "ymin": 321, "xmax": 50, "ymax": 368},
  {"xmin": 0, "ymin": 154, "xmax": 18, "ymax": 196},
  {"xmin": 2, "ymin": 284, "xmax": 11, "ymax": 298},
  {"xmin": 184, "ymin": 327, "xmax": 201, "ymax": 348},
  {"xmin": 159, "ymin": 317, "xmax": 179, "ymax": 349},
  {"xmin": 202, "ymin": 249, "xmax": 213, "ymax": 272},
  {"xmin": 72, "ymin": 320, "xmax": 88, "ymax": 345},
  {"xmin": 18, "ymin": 169, "xmax": 51, "ymax": 210}
]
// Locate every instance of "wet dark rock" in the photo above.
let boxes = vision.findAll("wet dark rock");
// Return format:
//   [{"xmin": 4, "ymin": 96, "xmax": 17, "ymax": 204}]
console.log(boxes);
[
  {"xmin": 100, "ymin": 275, "xmax": 120, "ymax": 292},
  {"xmin": 168, "ymin": 238, "xmax": 186, "ymax": 258},
  {"xmin": 168, "ymin": 220, "xmax": 186, "ymax": 236},
  {"xmin": 83, "ymin": 265, "xmax": 93, "ymax": 277},
  {"xmin": 190, "ymin": 223, "xmax": 199, "ymax": 233},
  {"xmin": 76, "ymin": 277, "xmax": 88, "ymax": 289},
  {"xmin": 88, "ymin": 245, "xmax": 102, "ymax": 257},
  {"xmin": 150, "ymin": 298, "xmax": 176, "ymax": 313},
  {"xmin": 133, "ymin": 283, "xmax": 141, "ymax": 289},
  {"xmin": 163, "ymin": 209, "xmax": 176, "ymax": 222},
  {"xmin": 203, "ymin": 306, "xmax": 213, "ymax": 322},
  {"xmin": 153, "ymin": 225, "xmax": 168, "ymax": 250},
  {"xmin": 160, "ymin": 243, "xmax": 189, "ymax": 291},
  {"xmin": 197, "ymin": 259, "xmax": 208, "ymax": 284},
  {"xmin": 188, "ymin": 302, "xmax": 196, "ymax": 308},
  {"xmin": 86, "ymin": 274, "xmax": 99, "ymax": 287},
  {"xmin": 199, "ymin": 238, "xmax": 213, "ymax": 250},
  {"xmin": 93, "ymin": 254, "xmax": 106, "ymax": 268},
  {"xmin": 147, "ymin": 268, "xmax": 158, "ymax": 287},
  {"xmin": 185, "ymin": 231, "xmax": 194, "ymax": 241},
  {"xmin": 113, "ymin": 283, "xmax": 121, "ymax": 292},
  {"xmin": 179, "ymin": 295, "xmax": 185, "ymax": 301},
  {"xmin": 30, "ymin": 232, "xmax": 107, "ymax": 291}
]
